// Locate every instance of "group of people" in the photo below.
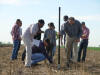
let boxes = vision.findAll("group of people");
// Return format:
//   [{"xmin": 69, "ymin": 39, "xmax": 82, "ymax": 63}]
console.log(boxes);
[
  {"xmin": 11, "ymin": 19, "xmax": 56, "ymax": 67},
  {"xmin": 60, "ymin": 16, "xmax": 90, "ymax": 68},
  {"xmin": 10, "ymin": 15, "xmax": 90, "ymax": 68}
]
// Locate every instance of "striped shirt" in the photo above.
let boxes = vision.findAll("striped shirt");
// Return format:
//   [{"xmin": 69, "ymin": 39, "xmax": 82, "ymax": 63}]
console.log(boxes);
[
  {"xmin": 11, "ymin": 24, "xmax": 21, "ymax": 41},
  {"xmin": 81, "ymin": 27, "xmax": 89, "ymax": 39}
]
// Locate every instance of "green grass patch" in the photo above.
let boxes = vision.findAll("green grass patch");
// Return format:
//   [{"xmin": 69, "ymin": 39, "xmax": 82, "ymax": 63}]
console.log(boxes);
[
  {"xmin": 87, "ymin": 47, "xmax": 100, "ymax": 51},
  {"xmin": 57, "ymin": 46, "xmax": 100, "ymax": 51}
]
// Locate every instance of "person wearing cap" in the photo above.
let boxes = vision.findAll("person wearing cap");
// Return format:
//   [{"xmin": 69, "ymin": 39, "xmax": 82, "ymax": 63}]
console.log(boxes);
[
  {"xmin": 78, "ymin": 22, "xmax": 90, "ymax": 62},
  {"xmin": 11, "ymin": 19, "xmax": 22, "ymax": 60},
  {"xmin": 22, "ymin": 19, "xmax": 45, "ymax": 67},
  {"xmin": 61, "ymin": 17, "xmax": 82, "ymax": 68},
  {"xmin": 44, "ymin": 22, "xmax": 56, "ymax": 60}
]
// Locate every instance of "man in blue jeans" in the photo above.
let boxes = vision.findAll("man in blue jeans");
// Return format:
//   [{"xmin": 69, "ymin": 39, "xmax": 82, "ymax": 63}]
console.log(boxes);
[
  {"xmin": 11, "ymin": 19, "xmax": 22, "ymax": 60},
  {"xmin": 78, "ymin": 22, "xmax": 90, "ymax": 62},
  {"xmin": 22, "ymin": 39, "xmax": 52, "ymax": 65}
]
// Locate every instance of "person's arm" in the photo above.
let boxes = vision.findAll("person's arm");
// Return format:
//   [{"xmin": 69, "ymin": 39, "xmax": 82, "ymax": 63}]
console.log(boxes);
[
  {"xmin": 37, "ymin": 29, "xmax": 44, "ymax": 34},
  {"xmin": 54, "ymin": 30, "xmax": 56, "ymax": 46},
  {"xmin": 82, "ymin": 28, "xmax": 89, "ymax": 38},
  {"xmin": 40, "ymin": 43, "xmax": 52, "ymax": 63},
  {"xmin": 86, "ymin": 28, "xmax": 90, "ymax": 38},
  {"xmin": 60, "ymin": 36, "xmax": 63, "ymax": 45},
  {"xmin": 43, "ymin": 30, "xmax": 47, "ymax": 40},
  {"xmin": 78, "ymin": 22, "xmax": 83, "ymax": 39},
  {"xmin": 30, "ymin": 24, "xmax": 39, "ymax": 37},
  {"xmin": 75, "ymin": 22, "xmax": 82, "ymax": 42}
]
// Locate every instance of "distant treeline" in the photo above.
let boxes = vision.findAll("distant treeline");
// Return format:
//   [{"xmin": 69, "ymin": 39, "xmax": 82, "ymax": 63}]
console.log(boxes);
[{"xmin": 0, "ymin": 42, "xmax": 13, "ymax": 47}]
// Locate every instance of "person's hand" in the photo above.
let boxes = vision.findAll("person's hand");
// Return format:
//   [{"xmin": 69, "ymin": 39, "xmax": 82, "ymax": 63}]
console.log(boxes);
[
  {"xmin": 40, "ymin": 30, "xmax": 44, "ymax": 33},
  {"xmin": 12, "ymin": 36, "xmax": 14, "ymax": 41},
  {"xmin": 61, "ymin": 41, "xmax": 63, "ymax": 45},
  {"xmin": 82, "ymin": 34, "xmax": 86, "ymax": 38},
  {"xmin": 19, "ymin": 37, "xmax": 22, "ymax": 41},
  {"xmin": 38, "ymin": 30, "xmax": 44, "ymax": 33},
  {"xmin": 57, "ymin": 32, "xmax": 60, "ymax": 36},
  {"xmin": 49, "ymin": 57, "xmax": 53, "ymax": 64},
  {"xmin": 75, "ymin": 39, "xmax": 80, "ymax": 42}
]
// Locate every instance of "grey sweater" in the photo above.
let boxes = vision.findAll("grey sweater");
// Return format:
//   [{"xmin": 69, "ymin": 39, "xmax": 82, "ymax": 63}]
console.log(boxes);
[
  {"xmin": 44, "ymin": 29, "xmax": 56, "ymax": 46},
  {"xmin": 63, "ymin": 20, "xmax": 82, "ymax": 39}
]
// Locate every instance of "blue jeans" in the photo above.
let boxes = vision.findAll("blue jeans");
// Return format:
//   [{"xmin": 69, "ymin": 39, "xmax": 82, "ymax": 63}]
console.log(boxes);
[
  {"xmin": 11, "ymin": 40, "xmax": 21, "ymax": 60},
  {"xmin": 78, "ymin": 39, "xmax": 88, "ymax": 62},
  {"xmin": 31, "ymin": 53, "xmax": 46, "ymax": 64},
  {"xmin": 52, "ymin": 46, "xmax": 56, "ymax": 56}
]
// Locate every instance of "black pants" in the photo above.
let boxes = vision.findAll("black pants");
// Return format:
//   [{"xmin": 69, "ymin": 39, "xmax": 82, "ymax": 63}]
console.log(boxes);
[
  {"xmin": 22, "ymin": 49, "xmax": 26, "ymax": 61},
  {"xmin": 78, "ymin": 39, "xmax": 88, "ymax": 62}
]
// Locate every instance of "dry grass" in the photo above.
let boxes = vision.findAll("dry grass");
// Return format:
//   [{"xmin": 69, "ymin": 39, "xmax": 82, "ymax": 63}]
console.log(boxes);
[{"xmin": 0, "ymin": 46, "xmax": 100, "ymax": 75}]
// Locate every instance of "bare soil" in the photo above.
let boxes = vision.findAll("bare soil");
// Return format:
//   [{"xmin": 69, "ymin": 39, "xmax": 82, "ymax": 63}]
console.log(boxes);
[{"xmin": 0, "ymin": 46, "xmax": 100, "ymax": 75}]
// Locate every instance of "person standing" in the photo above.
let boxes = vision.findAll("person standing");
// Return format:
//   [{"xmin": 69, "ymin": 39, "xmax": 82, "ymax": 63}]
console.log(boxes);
[
  {"xmin": 22, "ymin": 19, "xmax": 45, "ymax": 67},
  {"xmin": 62, "ymin": 17, "xmax": 82, "ymax": 67},
  {"xmin": 60, "ymin": 15, "xmax": 68, "ymax": 48},
  {"xmin": 11, "ymin": 19, "xmax": 22, "ymax": 60},
  {"xmin": 22, "ymin": 28, "xmax": 44, "ymax": 61},
  {"xmin": 44, "ymin": 22, "xmax": 56, "ymax": 60},
  {"xmin": 78, "ymin": 22, "xmax": 90, "ymax": 62}
]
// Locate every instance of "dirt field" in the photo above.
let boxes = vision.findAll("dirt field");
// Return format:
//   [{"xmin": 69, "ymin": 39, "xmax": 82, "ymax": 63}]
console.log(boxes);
[{"xmin": 0, "ymin": 46, "xmax": 100, "ymax": 75}]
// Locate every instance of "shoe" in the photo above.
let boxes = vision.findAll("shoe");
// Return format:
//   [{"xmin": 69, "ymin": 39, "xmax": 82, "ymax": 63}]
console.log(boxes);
[
  {"xmin": 81, "ymin": 60, "xmax": 85, "ymax": 63},
  {"xmin": 66, "ymin": 62, "xmax": 70, "ymax": 68},
  {"xmin": 31, "ymin": 63, "xmax": 39, "ymax": 66},
  {"xmin": 25, "ymin": 66, "xmax": 31, "ymax": 68},
  {"xmin": 10, "ymin": 58, "xmax": 15, "ymax": 61},
  {"xmin": 64, "ymin": 63, "xmax": 70, "ymax": 70},
  {"xmin": 49, "ymin": 57, "xmax": 53, "ymax": 64},
  {"xmin": 77, "ymin": 59, "xmax": 81, "ymax": 62}
]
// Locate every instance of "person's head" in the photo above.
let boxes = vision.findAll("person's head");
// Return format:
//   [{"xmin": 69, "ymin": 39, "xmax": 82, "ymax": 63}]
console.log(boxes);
[
  {"xmin": 16, "ymin": 19, "xmax": 22, "ymax": 27},
  {"xmin": 38, "ymin": 19, "xmax": 45, "ymax": 28},
  {"xmin": 48, "ymin": 23, "xmax": 51, "ymax": 29},
  {"xmin": 63, "ymin": 15, "xmax": 68, "ymax": 21},
  {"xmin": 48, "ymin": 22, "xmax": 54, "ymax": 29},
  {"xmin": 52, "ymin": 24, "xmax": 55, "ymax": 30},
  {"xmin": 68, "ymin": 17, "xmax": 75, "ymax": 25},
  {"xmin": 44, "ymin": 39, "xmax": 50, "ymax": 47},
  {"xmin": 81, "ymin": 22, "xmax": 86, "ymax": 28},
  {"xmin": 49, "ymin": 22, "xmax": 54, "ymax": 29}
]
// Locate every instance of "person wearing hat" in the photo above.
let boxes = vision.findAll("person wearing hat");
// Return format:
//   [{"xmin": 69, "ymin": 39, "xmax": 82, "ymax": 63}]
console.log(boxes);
[
  {"xmin": 22, "ymin": 19, "xmax": 45, "ymax": 67},
  {"xmin": 78, "ymin": 22, "xmax": 90, "ymax": 62},
  {"xmin": 44, "ymin": 22, "xmax": 56, "ymax": 60}
]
